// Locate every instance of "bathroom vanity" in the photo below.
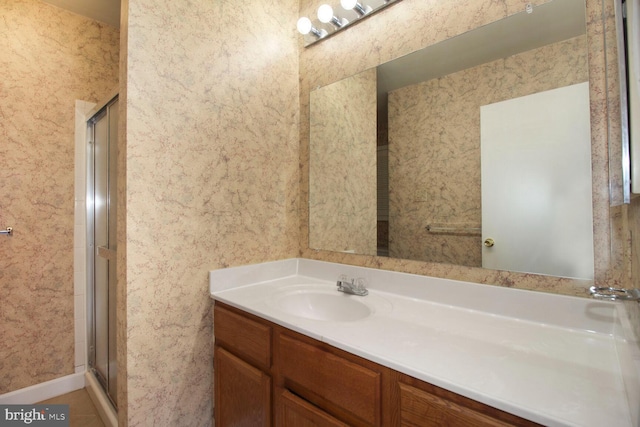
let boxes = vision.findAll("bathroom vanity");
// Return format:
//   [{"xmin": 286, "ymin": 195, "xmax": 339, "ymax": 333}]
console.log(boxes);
[
  {"xmin": 210, "ymin": 259, "xmax": 639, "ymax": 426},
  {"xmin": 214, "ymin": 302, "xmax": 539, "ymax": 426}
]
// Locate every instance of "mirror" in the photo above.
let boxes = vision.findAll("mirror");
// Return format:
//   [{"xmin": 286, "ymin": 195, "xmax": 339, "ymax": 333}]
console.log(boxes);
[{"xmin": 309, "ymin": 0, "xmax": 595, "ymax": 280}]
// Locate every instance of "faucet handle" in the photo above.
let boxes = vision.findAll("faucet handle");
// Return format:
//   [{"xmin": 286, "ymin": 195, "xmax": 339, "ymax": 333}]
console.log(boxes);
[
  {"xmin": 355, "ymin": 277, "xmax": 367, "ymax": 291},
  {"xmin": 337, "ymin": 274, "xmax": 348, "ymax": 288}
]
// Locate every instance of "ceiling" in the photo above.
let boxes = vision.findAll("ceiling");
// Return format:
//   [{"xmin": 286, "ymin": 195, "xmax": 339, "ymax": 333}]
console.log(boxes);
[{"xmin": 41, "ymin": 0, "xmax": 121, "ymax": 27}]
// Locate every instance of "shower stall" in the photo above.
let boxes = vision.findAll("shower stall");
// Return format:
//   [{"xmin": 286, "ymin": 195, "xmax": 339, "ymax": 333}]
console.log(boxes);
[{"xmin": 86, "ymin": 95, "xmax": 119, "ymax": 409}]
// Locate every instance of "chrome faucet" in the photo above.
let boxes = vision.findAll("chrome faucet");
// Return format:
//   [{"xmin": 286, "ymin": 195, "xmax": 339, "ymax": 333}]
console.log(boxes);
[
  {"xmin": 337, "ymin": 275, "xmax": 368, "ymax": 296},
  {"xmin": 590, "ymin": 286, "xmax": 640, "ymax": 301}
]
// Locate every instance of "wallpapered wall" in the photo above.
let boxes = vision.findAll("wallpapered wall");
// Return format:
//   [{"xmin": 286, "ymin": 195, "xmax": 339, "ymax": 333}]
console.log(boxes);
[
  {"xmin": 0, "ymin": 0, "xmax": 119, "ymax": 394},
  {"xmin": 118, "ymin": 0, "xmax": 300, "ymax": 424}
]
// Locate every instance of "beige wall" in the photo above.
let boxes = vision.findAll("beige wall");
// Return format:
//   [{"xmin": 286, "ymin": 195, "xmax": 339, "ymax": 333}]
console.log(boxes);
[
  {"xmin": 388, "ymin": 36, "xmax": 588, "ymax": 265},
  {"xmin": 118, "ymin": 0, "xmax": 299, "ymax": 424},
  {"xmin": 300, "ymin": 0, "xmax": 628, "ymax": 297},
  {"xmin": 309, "ymin": 69, "xmax": 377, "ymax": 255},
  {"xmin": 0, "ymin": 0, "xmax": 119, "ymax": 394}
]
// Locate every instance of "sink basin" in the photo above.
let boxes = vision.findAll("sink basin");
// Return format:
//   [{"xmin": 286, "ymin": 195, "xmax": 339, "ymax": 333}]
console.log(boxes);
[{"xmin": 268, "ymin": 285, "xmax": 377, "ymax": 321}]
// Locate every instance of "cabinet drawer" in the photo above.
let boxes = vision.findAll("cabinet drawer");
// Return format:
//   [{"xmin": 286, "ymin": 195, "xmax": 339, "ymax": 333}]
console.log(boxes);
[
  {"xmin": 214, "ymin": 304, "xmax": 271, "ymax": 370},
  {"xmin": 276, "ymin": 388, "xmax": 349, "ymax": 427},
  {"xmin": 278, "ymin": 333, "xmax": 381, "ymax": 426},
  {"xmin": 399, "ymin": 383, "xmax": 511, "ymax": 427},
  {"xmin": 397, "ymin": 378, "xmax": 541, "ymax": 427}
]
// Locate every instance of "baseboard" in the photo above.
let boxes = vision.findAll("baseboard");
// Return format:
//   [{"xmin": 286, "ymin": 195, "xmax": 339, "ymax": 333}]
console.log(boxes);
[
  {"xmin": 0, "ymin": 373, "xmax": 85, "ymax": 404},
  {"xmin": 85, "ymin": 371, "xmax": 118, "ymax": 427}
]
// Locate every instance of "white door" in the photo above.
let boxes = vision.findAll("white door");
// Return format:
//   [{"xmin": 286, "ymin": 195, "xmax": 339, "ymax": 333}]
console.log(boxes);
[{"xmin": 480, "ymin": 82, "xmax": 593, "ymax": 279}]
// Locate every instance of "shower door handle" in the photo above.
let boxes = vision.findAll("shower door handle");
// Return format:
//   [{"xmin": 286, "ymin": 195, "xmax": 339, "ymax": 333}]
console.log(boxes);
[{"xmin": 0, "ymin": 227, "xmax": 13, "ymax": 236}]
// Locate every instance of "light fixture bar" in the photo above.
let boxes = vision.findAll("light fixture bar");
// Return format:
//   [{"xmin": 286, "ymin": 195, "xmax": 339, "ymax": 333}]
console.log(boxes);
[{"xmin": 297, "ymin": 0, "xmax": 401, "ymax": 47}]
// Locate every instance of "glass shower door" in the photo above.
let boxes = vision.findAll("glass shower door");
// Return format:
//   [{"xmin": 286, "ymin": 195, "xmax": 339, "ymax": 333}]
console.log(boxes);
[{"xmin": 88, "ymin": 96, "xmax": 118, "ymax": 408}]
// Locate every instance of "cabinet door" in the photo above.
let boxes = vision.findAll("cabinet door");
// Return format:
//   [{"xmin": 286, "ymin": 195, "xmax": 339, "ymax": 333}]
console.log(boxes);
[
  {"xmin": 276, "ymin": 389, "xmax": 349, "ymax": 427},
  {"xmin": 214, "ymin": 346, "xmax": 271, "ymax": 427}
]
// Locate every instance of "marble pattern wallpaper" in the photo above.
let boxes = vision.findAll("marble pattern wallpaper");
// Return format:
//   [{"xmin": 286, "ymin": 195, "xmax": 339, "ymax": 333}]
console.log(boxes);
[
  {"xmin": 309, "ymin": 69, "xmax": 377, "ymax": 255},
  {"xmin": 388, "ymin": 36, "xmax": 588, "ymax": 265},
  {"xmin": 118, "ymin": 0, "xmax": 299, "ymax": 425},
  {"xmin": 0, "ymin": 0, "xmax": 119, "ymax": 394},
  {"xmin": 299, "ymin": 0, "xmax": 630, "ymax": 298}
]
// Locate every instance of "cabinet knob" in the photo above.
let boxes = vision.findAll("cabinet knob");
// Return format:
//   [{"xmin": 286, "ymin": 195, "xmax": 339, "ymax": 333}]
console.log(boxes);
[{"xmin": 484, "ymin": 238, "xmax": 495, "ymax": 247}]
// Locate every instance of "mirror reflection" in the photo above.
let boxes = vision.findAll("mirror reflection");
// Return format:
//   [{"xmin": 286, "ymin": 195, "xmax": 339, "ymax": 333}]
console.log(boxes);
[{"xmin": 309, "ymin": 0, "xmax": 595, "ymax": 280}]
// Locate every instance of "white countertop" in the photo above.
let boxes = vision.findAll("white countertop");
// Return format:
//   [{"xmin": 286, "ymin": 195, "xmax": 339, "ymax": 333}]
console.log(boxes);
[{"xmin": 210, "ymin": 258, "xmax": 640, "ymax": 427}]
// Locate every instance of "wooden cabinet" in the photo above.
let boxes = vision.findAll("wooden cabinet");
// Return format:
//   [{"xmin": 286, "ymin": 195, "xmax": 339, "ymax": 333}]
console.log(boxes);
[
  {"xmin": 277, "ymin": 333, "xmax": 382, "ymax": 426},
  {"xmin": 214, "ymin": 303, "xmax": 271, "ymax": 371},
  {"xmin": 214, "ymin": 346, "xmax": 271, "ymax": 426},
  {"xmin": 213, "ymin": 302, "xmax": 541, "ymax": 427},
  {"xmin": 394, "ymin": 374, "xmax": 539, "ymax": 427},
  {"xmin": 214, "ymin": 304, "xmax": 272, "ymax": 426},
  {"xmin": 276, "ymin": 388, "xmax": 349, "ymax": 427}
]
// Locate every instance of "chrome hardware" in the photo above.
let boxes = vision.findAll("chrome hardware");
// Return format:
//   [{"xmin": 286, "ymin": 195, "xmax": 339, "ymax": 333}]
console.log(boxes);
[
  {"xmin": 590, "ymin": 286, "xmax": 640, "ymax": 301},
  {"xmin": 337, "ymin": 275, "xmax": 368, "ymax": 296},
  {"xmin": 0, "ymin": 227, "xmax": 13, "ymax": 236},
  {"xmin": 484, "ymin": 238, "xmax": 495, "ymax": 247}
]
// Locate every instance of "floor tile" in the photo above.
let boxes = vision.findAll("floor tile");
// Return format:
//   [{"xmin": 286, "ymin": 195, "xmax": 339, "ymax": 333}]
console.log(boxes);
[{"xmin": 38, "ymin": 389, "xmax": 105, "ymax": 427}]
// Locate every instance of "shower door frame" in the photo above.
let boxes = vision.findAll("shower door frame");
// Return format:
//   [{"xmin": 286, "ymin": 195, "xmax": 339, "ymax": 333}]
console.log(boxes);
[{"xmin": 86, "ymin": 94, "xmax": 119, "ymax": 409}]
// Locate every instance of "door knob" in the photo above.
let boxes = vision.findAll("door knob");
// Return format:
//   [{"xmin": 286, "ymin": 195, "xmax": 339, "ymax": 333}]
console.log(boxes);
[{"xmin": 484, "ymin": 238, "xmax": 494, "ymax": 247}]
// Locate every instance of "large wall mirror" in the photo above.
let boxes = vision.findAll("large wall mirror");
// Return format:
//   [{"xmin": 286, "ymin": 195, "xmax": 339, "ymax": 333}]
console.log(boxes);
[{"xmin": 309, "ymin": 0, "xmax": 595, "ymax": 280}]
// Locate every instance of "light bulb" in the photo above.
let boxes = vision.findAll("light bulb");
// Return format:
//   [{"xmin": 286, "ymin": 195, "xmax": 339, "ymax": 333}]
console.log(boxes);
[
  {"xmin": 340, "ymin": 0, "xmax": 370, "ymax": 16},
  {"xmin": 317, "ymin": 4, "xmax": 334, "ymax": 23},
  {"xmin": 296, "ymin": 16, "xmax": 326, "ymax": 39},
  {"xmin": 341, "ymin": 0, "xmax": 358, "ymax": 10},
  {"xmin": 297, "ymin": 17, "xmax": 312, "ymax": 35}
]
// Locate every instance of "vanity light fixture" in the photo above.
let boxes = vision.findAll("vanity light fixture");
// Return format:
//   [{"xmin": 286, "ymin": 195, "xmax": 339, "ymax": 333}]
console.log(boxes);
[
  {"xmin": 297, "ymin": 0, "xmax": 401, "ymax": 47},
  {"xmin": 341, "ymin": 0, "xmax": 372, "ymax": 16},
  {"xmin": 318, "ymin": 4, "xmax": 347, "ymax": 28},
  {"xmin": 297, "ymin": 17, "xmax": 326, "ymax": 39}
]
